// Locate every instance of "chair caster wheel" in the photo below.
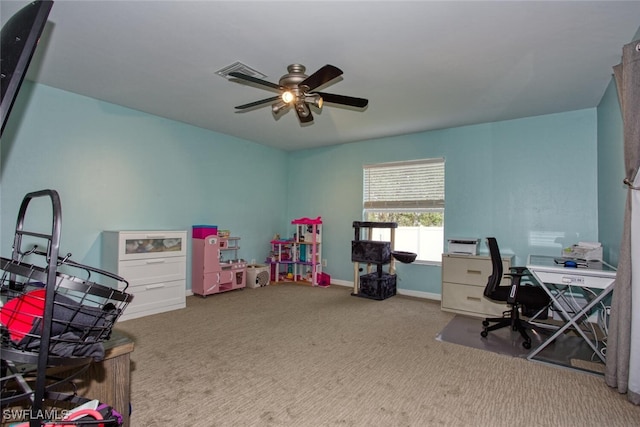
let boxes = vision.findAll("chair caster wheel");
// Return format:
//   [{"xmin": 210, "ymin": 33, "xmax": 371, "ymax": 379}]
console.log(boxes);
[
  {"xmin": 522, "ymin": 341, "xmax": 531, "ymax": 349},
  {"xmin": 482, "ymin": 320, "xmax": 489, "ymax": 327},
  {"xmin": 480, "ymin": 330, "xmax": 488, "ymax": 338}
]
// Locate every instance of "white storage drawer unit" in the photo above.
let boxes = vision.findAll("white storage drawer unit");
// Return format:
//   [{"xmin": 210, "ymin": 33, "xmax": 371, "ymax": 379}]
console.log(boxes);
[
  {"xmin": 441, "ymin": 253, "xmax": 513, "ymax": 318},
  {"xmin": 102, "ymin": 230, "xmax": 187, "ymax": 321}
]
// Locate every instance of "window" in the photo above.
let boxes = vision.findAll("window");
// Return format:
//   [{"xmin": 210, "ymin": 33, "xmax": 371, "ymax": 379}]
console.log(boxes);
[{"xmin": 363, "ymin": 158, "xmax": 445, "ymax": 263}]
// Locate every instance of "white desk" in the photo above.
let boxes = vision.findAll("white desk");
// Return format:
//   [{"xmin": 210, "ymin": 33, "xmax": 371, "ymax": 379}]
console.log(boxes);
[{"xmin": 525, "ymin": 255, "xmax": 617, "ymax": 370}]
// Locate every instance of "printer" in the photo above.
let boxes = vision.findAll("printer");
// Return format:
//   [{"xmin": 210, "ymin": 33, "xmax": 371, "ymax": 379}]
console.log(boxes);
[{"xmin": 447, "ymin": 238, "xmax": 479, "ymax": 255}]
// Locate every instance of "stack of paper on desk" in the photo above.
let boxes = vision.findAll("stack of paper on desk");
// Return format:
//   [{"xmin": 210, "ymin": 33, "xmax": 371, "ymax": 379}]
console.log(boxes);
[{"xmin": 563, "ymin": 242, "xmax": 603, "ymax": 261}]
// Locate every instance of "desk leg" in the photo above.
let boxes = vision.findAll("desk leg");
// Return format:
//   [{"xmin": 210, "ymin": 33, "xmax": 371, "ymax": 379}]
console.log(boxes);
[{"xmin": 527, "ymin": 286, "xmax": 613, "ymax": 364}]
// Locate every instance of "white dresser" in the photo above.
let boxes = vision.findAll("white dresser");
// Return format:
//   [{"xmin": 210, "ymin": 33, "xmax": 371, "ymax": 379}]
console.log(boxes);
[
  {"xmin": 441, "ymin": 253, "xmax": 513, "ymax": 318},
  {"xmin": 102, "ymin": 230, "xmax": 187, "ymax": 321}
]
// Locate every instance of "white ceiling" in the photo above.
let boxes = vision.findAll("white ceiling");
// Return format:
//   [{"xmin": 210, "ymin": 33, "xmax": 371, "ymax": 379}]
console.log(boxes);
[{"xmin": 2, "ymin": 1, "xmax": 639, "ymax": 151}]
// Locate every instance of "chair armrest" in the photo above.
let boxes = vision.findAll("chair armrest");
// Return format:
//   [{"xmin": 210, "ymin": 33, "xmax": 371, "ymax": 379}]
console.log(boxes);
[
  {"xmin": 509, "ymin": 266, "xmax": 533, "ymax": 276},
  {"xmin": 503, "ymin": 270, "xmax": 540, "ymax": 304},
  {"xmin": 506, "ymin": 266, "xmax": 540, "ymax": 288},
  {"xmin": 507, "ymin": 278, "xmax": 520, "ymax": 305}
]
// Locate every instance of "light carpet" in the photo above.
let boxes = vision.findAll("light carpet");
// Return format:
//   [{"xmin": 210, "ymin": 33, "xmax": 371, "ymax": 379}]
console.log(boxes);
[{"xmin": 115, "ymin": 284, "xmax": 639, "ymax": 426}]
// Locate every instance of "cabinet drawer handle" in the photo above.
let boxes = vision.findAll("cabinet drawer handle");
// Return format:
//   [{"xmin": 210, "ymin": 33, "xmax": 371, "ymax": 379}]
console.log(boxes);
[
  {"xmin": 145, "ymin": 234, "xmax": 166, "ymax": 239},
  {"xmin": 145, "ymin": 283, "xmax": 166, "ymax": 290},
  {"xmin": 146, "ymin": 259, "xmax": 166, "ymax": 264},
  {"xmin": 467, "ymin": 269, "xmax": 482, "ymax": 275},
  {"xmin": 466, "ymin": 296, "xmax": 481, "ymax": 302}
]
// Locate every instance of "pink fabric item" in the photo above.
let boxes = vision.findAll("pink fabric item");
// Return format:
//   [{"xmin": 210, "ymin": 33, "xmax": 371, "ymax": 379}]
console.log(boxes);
[{"xmin": 0, "ymin": 289, "xmax": 46, "ymax": 341}]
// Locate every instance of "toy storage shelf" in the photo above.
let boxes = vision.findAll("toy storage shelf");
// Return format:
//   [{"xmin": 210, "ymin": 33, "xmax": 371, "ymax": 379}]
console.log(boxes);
[
  {"xmin": 220, "ymin": 237, "xmax": 241, "ymax": 260},
  {"xmin": 268, "ymin": 217, "xmax": 323, "ymax": 286}
]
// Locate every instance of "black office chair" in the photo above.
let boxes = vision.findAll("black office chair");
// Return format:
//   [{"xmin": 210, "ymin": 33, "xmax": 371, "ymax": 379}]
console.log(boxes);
[{"xmin": 480, "ymin": 237, "xmax": 550, "ymax": 349}]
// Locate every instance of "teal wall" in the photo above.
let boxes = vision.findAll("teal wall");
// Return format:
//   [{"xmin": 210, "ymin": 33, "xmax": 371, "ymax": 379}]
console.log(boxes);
[
  {"xmin": 287, "ymin": 110, "xmax": 599, "ymax": 295},
  {"xmin": 1, "ymin": 82, "xmax": 289, "ymax": 286},
  {"xmin": 0, "ymin": 81, "xmax": 610, "ymax": 297},
  {"xmin": 597, "ymin": 78, "xmax": 625, "ymax": 265}
]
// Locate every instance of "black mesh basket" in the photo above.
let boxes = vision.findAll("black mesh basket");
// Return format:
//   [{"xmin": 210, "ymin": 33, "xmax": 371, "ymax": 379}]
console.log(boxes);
[
  {"xmin": 1, "ymin": 189, "xmax": 131, "ymax": 426},
  {"xmin": 0, "ymin": 256, "xmax": 132, "ymax": 365}
]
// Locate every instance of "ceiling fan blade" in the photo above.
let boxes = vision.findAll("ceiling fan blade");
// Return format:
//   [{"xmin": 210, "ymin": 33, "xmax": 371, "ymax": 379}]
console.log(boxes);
[
  {"xmin": 229, "ymin": 72, "xmax": 282, "ymax": 91},
  {"xmin": 235, "ymin": 95, "xmax": 281, "ymax": 110},
  {"xmin": 296, "ymin": 108, "xmax": 314, "ymax": 123},
  {"xmin": 315, "ymin": 92, "xmax": 369, "ymax": 108},
  {"xmin": 299, "ymin": 65, "xmax": 343, "ymax": 91}
]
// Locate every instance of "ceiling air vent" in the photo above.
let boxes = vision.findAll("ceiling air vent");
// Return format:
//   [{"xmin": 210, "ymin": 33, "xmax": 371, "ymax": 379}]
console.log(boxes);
[{"xmin": 216, "ymin": 61, "xmax": 267, "ymax": 80}]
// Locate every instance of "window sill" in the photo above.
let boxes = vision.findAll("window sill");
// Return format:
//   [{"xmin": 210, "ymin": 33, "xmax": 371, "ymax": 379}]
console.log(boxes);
[{"xmin": 408, "ymin": 260, "xmax": 441, "ymax": 267}]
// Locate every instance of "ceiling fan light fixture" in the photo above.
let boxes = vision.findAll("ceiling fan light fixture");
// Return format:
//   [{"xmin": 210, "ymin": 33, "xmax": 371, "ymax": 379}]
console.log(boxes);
[
  {"xmin": 281, "ymin": 91, "xmax": 295, "ymax": 104},
  {"xmin": 306, "ymin": 94, "xmax": 323, "ymax": 110},
  {"xmin": 272, "ymin": 100, "xmax": 288, "ymax": 114}
]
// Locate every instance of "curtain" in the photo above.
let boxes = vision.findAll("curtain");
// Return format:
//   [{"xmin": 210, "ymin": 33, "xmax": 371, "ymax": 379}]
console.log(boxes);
[{"xmin": 605, "ymin": 40, "xmax": 640, "ymax": 405}]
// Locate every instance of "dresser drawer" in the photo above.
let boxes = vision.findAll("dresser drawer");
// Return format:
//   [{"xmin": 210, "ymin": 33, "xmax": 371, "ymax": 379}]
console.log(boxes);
[
  {"xmin": 105, "ymin": 231, "xmax": 187, "ymax": 261},
  {"xmin": 120, "ymin": 279, "xmax": 186, "ymax": 320},
  {"xmin": 119, "ymin": 257, "xmax": 186, "ymax": 287},
  {"xmin": 103, "ymin": 230, "xmax": 187, "ymax": 321},
  {"xmin": 442, "ymin": 254, "xmax": 511, "ymax": 286},
  {"xmin": 441, "ymin": 252, "xmax": 513, "ymax": 318},
  {"xmin": 441, "ymin": 282, "xmax": 506, "ymax": 318}
]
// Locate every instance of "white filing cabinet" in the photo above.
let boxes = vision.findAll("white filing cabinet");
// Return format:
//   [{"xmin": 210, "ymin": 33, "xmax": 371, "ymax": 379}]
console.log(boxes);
[
  {"xmin": 102, "ymin": 230, "xmax": 187, "ymax": 321},
  {"xmin": 441, "ymin": 253, "xmax": 513, "ymax": 318}
]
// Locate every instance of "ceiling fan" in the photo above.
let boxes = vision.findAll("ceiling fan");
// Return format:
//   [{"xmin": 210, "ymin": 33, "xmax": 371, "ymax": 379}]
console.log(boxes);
[{"xmin": 229, "ymin": 64, "xmax": 368, "ymax": 124}]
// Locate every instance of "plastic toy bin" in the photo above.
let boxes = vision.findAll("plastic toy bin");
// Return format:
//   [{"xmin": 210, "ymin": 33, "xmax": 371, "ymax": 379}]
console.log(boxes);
[{"xmin": 192, "ymin": 225, "xmax": 218, "ymax": 239}]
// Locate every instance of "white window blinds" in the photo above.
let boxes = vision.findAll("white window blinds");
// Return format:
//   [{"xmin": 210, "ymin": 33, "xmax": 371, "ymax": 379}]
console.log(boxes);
[{"xmin": 363, "ymin": 158, "xmax": 445, "ymax": 211}]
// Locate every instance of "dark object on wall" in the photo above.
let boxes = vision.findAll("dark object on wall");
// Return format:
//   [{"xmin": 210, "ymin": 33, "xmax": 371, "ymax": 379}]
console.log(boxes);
[
  {"xmin": 359, "ymin": 272, "xmax": 397, "ymax": 300},
  {"xmin": 0, "ymin": 0, "xmax": 54, "ymax": 136}
]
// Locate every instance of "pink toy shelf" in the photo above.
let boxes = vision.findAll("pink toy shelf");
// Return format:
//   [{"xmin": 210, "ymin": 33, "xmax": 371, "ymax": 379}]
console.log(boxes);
[{"xmin": 268, "ymin": 217, "xmax": 325, "ymax": 286}]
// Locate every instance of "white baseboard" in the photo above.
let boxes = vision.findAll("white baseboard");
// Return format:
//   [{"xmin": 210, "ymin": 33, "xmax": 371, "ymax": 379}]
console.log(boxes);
[
  {"xmin": 186, "ymin": 280, "xmax": 441, "ymax": 302},
  {"xmin": 397, "ymin": 288, "xmax": 441, "ymax": 301},
  {"xmin": 331, "ymin": 279, "xmax": 441, "ymax": 302},
  {"xmin": 330, "ymin": 279, "xmax": 355, "ymax": 289}
]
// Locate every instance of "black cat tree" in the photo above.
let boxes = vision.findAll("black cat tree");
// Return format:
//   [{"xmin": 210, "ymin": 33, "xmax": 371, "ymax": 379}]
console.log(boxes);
[{"xmin": 351, "ymin": 221, "xmax": 417, "ymax": 300}]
